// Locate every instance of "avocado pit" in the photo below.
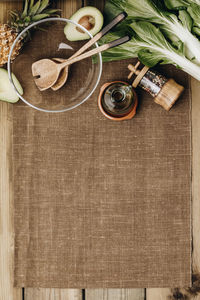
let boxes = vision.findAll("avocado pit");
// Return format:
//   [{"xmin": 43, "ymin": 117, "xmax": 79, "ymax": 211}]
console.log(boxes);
[{"xmin": 76, "ymin": 15, "xmax": 95, "ymax": 33}]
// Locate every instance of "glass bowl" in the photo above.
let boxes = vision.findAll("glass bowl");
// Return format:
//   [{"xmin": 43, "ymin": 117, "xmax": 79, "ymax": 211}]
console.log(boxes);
[{"xmin": 7, "ymin": 18, "xmax": 102, "ymax": 113}]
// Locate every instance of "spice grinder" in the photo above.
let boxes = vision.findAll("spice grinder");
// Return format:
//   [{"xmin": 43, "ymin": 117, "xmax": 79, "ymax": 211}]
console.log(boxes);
[{"xmin": 128, "ymin": 61, "xmax": 184, "ymax": 111}]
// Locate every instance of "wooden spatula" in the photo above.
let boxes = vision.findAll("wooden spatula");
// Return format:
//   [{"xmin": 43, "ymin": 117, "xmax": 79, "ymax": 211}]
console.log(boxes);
[
  {"xmin": 32, "ymin": 36, "xmax": 130, "ymax": 91},
  {"xmin": 51, "ymin": 12, "xmax": 127, "ymax": 91}
]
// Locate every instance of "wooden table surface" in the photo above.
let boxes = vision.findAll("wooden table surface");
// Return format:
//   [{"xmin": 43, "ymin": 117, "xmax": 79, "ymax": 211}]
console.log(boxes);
[{"xmin": 0, "ymin": 1, "xmax": 200, "ymax": 299}]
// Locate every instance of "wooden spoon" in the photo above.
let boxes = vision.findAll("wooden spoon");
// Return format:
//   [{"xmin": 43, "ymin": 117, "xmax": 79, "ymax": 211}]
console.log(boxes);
[
  {"xmin": 38, "ymin": 58, "xmax": 69, "ymax": 91},
  {"xmin": 50, "ymin": 12, "xmax": 127, "ymax": 91},
  {"xmin": 51, "ymin": 58, "xmax": 68, "ymax": 91},
  {"xmin": 32, "ymin": 36, "xmax": 130, "ymax": 91}
]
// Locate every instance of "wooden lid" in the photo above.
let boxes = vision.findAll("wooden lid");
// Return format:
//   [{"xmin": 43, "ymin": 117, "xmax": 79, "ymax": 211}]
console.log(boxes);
[
  {"xmin": 128, "ymin": 62, "xmax": 149, "ymax": 88},
  {"xmin": 154, "ymin": 79, "xmax": 184, "ymax": 111}
]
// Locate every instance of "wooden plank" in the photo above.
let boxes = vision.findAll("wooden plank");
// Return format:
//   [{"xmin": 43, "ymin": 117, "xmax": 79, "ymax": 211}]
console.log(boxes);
[
  {"xmin": 0, "ymin": 0, "xmax": 22, "ymax": 23},
  {"xmin": 25, "ymin": 288, "xmax": 82, "ymax": 300},
  {"xmin": 0, "ymin": 1, "xmax": 22, "ymax": 299},
  {"xmin": 146, "ymin": 78, "xmax": 200, "ymax": 299},
  {"xmin": 0, "ymin": 104, "xmax": 22, "ymax": 300},
  {"xmin": 57, "ymin": 0, "xmax": 82, "ymax": 16},
  {"xmin": 83, "ymin": 1, "xmax": 144, "ymax": 299},
  {"xmin": 190, "ymin": 77, "xmax": 200, "ymax": 299},
  {"xmin": 86, "ymin": 289, "xmax": 144, "ymax": 300},
  {"xmin": 83, "ymin": 0, "xmax": 105, "ymax": 11},
  {"xmin": 146, "ymin": 289, "xmax": 171, "ymax": 300},
  {"xmin": 24, "ymin": 0, "xmax": 82, "ymax": 299}
]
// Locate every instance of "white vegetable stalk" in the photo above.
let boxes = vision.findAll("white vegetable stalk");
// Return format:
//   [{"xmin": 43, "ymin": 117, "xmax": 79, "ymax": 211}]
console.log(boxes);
[
  {"xmin": 190, "ymin": 0, "xmax": 200, "ymax": 4},
  {"xmin": 152, "ymin": 46, "xmax": 200, "ymax": 81},
  {"xmin": 166, "ymin": 17, "xmax": 200, "ymax": 63}
]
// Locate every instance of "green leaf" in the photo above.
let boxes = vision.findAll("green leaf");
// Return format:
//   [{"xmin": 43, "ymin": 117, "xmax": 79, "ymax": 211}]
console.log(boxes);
[
  {"xmin": 29, "ymin": 0, "xmax": 41, "ymax": 16},
  {"xmin": 164, "ymin": 0, "xmax": 189, "ymax": 9},
  {"xmin": 164, "ymin": 0, "xmax": 200, "ymax": 8},
  {"xmin": 104, "ymin": 0, "xmax": 124, "ymax": 22},
  {"xmin": 179, "ymin": 10, "xmax": 193, "ymax": 31},
  {"xmin": 105, "ymin": 0, "xmax": 127, "ymax": 13},
  {"xmin": 101, "ymin": 21, "xmax": 178, "ymax": 65},
  {"xmin": 32, "ymin": 13, "xmax": 49, "ymax": 21},
  {"xmin": 10, "ymin": 11, "xmax": 18, "ymax": 18},
  {"xmin": 29, "ymin": 0, "xmax": 35, "ymax": 9},
  {"xmin": 173, "ymin": 41, "xmax": 185, "ymax": 52},
  {"xmin": 159, "ymin": 26, "xmax": 180, "ymax": 44},
  {"xmin": 23, "ymin": 16, "xmax": 31, "ymax": 22},
  {"xmin": 97, "ymin": 31, "xmax": 140, "ymax": 63},
  {"xmin": 188, "ymin": 4, "xmax": 200, "ymax": 26},
  {"xmin": 104, "ymin": 0, "xmax": 200, "ymax": 63},
  {"xmin": 21, "ymin": 0, "xmax": 29, "ymax": 18},
  {"xmin": 138, "ymin": 49, "xmax": 172, "ymax": 67},
  {"xmin": 130, "ymin": 21, "xmax": 172, "ymax": 50},
  {"xmin": 43, "ymin": 8, "xmax": 61, "ymax": 14},
  {"xmin": 187, "ymin": 0, "xmax": 200, "ymax": 4},
  {"xmin": 193, "ymin": 26, "xmax": 200, "ymax": 36},
  {"xmin": 101, "ymin": 0, "xmax": 200, "ymax": 81},
  {"xmin": 126, "ymin": 0, "xmax": 164, "ymax": 23},
  {"xmin": 38, "ymin": 0, "xmax": 49, "ymax": 14}
]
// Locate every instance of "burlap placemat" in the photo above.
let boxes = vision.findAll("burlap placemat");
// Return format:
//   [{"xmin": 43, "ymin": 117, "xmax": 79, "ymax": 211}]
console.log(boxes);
[{"xmin": 13, "ymin": 55, "xmax": 191, "ymax": 287}]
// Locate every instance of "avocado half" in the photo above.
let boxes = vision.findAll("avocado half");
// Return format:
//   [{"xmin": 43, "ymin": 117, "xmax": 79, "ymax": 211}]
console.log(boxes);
[
  {"xmin": 64, "ymin": 6, "xmax": 104, "ymax": 41},
  {"xmin": 0, "ymin": 68, "xmax": 23, "ymax": 103}
]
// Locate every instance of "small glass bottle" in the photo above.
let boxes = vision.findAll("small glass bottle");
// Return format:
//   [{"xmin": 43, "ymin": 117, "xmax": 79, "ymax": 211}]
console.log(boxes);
[
  {"xmin": 98, "ymin": 81, "xmax": 138, "ymax": 121},
  {"xmin": 128, "ymin": 62, "xmax": 184, "ymax": 111}
]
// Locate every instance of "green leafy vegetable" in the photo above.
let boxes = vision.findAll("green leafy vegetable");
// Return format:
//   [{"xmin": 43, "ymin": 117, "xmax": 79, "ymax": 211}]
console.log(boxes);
[
  {"xmin": 188, "ymin": 4, "xmax": 200, "ymax": 27},
  {"xmin": 178, "ymin": 10, "xmax": 192, "ymax": 31},
  {"xmin": 165, "ymin": 0, "xmax": 200, "ymax": 9},
  {"xmin": 105, "ymin": 0, "xmax": 200, "ymax": 63},
  {"xmin": 164, "ymin": 0, "xmax": 190, "ymax": 9},
  {"xmin": 164, "ymin": 0, "xmax": 200, "ymax": 37},
  {"xmin": 101, "ymin": 0, "xmax": 200, "ymax": 81},
  {"xmin": 100, "ymin": 21, "xmax": 200, "ymax": 80},
  {"xmin": 193, "ymin": 26, "xmax": 200, "ymax": 35}
]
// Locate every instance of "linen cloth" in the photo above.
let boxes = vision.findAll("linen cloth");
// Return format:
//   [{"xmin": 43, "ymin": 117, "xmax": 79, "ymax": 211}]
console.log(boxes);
[{"xmin": 13, "ymin": 59, "xmax": 191, "ymax": 288}]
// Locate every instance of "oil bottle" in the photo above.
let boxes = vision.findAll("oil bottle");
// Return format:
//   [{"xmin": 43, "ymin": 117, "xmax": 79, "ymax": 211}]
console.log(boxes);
[{"xmin": 98, "ymin": 81, "xmax": 138, "ymax": 121}]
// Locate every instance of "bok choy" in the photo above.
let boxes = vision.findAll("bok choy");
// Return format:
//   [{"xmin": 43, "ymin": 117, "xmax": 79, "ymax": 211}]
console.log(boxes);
[
  {"xmin": 101, "ymin": 0, "xmax": 200, "ymax": 81},
  {"xmin": 107, "ymin": 0, "xmax": 200, "ymax": 62},
  {"xmin": 165, "ymin": 0, "xmax": 200, "ymax": 34},
  {"xmin": 164, "ymin": 0, "xmax": 200, "ymax": 9}
]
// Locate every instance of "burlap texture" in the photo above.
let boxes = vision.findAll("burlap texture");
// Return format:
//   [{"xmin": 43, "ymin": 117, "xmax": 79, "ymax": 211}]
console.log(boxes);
[{"xmin": 13, "ymin": 59, "xmax": 191, "ymax": 288}]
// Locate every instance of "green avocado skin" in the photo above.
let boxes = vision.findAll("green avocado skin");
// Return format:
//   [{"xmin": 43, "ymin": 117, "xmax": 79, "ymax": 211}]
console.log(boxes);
[{"xmin": 64, "ymin": 6, "xmax": 104, "ymax": 41}]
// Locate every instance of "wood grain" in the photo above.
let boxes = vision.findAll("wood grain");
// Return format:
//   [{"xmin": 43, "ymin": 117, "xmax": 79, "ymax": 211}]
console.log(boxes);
[
  {"xmin": 0, "ymin": 103, "xmax": 22, "ymax": 300},
  {"xmin": 190, "ymin": 77, "xmax": 200, "ymax": 299},
  {"xmin": 57, "ymin": 0, "xmax": 82, "ymax": 17},
  {"xmin": 0, "ymin": 2, "xmax": 22, "ymax": 300},
  {"xmin": 83, "ymin": 0, "xmax": 105, "ymax": 11},
  {"xmin": 25, "ymin": 288, "xmax": 82, "ymax": 300},
  {"xmin": 86, "ymin": 289, "xmax": 144, "ymax": 300}
]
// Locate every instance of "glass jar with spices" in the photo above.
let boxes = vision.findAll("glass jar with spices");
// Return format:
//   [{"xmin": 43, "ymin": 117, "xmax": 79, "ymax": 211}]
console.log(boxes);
[{"xmin": 128, "ymin": 61, "xmax": 184, "ymax": 111}]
